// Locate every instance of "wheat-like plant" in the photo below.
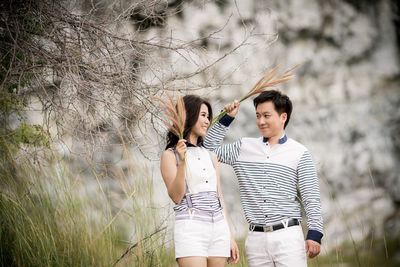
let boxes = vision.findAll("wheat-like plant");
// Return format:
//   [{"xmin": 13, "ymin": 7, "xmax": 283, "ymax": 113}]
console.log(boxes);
[
  {"xmin": 212, "ymin": 65, "xmax": 298, "ymax": 125},
  {"xmin": 154, "ymin": 94, "xmax": 187, "ymax": 139}
]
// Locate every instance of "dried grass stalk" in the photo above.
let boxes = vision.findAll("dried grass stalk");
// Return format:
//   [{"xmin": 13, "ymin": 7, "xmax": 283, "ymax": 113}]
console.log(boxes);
[
  {"xmin": 154, "ymin": 94, "xmax": 187, "ymax": 139},
  {"xmin": 212, "ymin": 65, "xmax": 298, "ymax": 125}
]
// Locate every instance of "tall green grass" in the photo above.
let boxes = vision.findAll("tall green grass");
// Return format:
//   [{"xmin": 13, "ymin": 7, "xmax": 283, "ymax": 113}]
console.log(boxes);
[
  {"xmin": 232, "ymin": 237, "xmax": 399, "ymax": 267},
  {"xmin": 0, "ymin": 151, "xmax": 175, "ymax": 267},
  {"xmin": 307, "ymin": 237, "xmax": 400, "ymax": 267},
  {"xmin": 1, "ymin": 150, "xmax": 398, "ymax": 267},
  {"xmin": 1, "ymin": 161, "xmax": 114, "ymax": 266}
]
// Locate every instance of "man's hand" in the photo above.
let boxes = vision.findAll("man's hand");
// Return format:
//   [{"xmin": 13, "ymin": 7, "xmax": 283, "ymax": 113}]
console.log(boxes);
[
  {"xmin": 224, "ymin": 100, "xmax": 240, "ymax": 117},
  {"xmin": 305, "ymin": 240, "xmax": 320, "ymax": 258}
]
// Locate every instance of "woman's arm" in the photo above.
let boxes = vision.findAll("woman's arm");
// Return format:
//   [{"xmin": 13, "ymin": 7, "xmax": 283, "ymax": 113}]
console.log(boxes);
[
  {"xmin": 160, "ymin": 140, "xmax": 187, "ymax": 204},
  {"xmin": 213, "ymin": 153, "xmax": 240, "ymax": 264}
]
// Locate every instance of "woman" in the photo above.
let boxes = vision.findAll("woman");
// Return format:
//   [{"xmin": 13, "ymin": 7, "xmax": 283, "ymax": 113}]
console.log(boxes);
[{"xmin": 160, "ymin": 95, "xmax": 240, "ymax": 267}]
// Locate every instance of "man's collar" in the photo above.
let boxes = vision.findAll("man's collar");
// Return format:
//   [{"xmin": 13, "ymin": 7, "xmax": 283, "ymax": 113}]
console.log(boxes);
[{"xmin": 263, "ymin": 134, "xmax": 288, "ymax": 144}]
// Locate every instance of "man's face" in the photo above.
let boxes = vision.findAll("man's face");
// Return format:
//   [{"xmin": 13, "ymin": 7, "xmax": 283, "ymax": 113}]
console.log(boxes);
[{"xmin": 255, "ymin": 101, "xmax": 287, "ymax": 138}]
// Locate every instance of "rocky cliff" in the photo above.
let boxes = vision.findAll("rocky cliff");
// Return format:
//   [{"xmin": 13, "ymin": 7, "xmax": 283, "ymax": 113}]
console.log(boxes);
[
  {"xmin": 135, "ymin": 0, "xmax": 400, "ymax": 249},
  {"xmin": 11, "ymin": 0, "xmax": 399, "ymax": 252}
]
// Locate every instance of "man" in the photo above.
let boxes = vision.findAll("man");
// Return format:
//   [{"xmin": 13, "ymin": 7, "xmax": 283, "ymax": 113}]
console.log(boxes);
[{"xmin": 204, "ymin": 90, "xmax": 323, "ymax": 267}]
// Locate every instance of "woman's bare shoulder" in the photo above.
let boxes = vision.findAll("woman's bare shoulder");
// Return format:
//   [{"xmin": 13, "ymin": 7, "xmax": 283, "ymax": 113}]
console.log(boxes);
[{"xmin": 161, "ymin": 149, "xmax": 176, "ymax": 164}]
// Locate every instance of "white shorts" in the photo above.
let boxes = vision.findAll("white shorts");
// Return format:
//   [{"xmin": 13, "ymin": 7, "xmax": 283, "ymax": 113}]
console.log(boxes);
[{"xmin": 174, "ymin": 218, "xmax": 230, "ymax": 259}]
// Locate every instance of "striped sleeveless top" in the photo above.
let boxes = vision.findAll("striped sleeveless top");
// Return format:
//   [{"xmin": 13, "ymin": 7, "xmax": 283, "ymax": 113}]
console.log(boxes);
[{"xmin": 172, "ymin": 146, "xmax": 222, "ymax": 214}]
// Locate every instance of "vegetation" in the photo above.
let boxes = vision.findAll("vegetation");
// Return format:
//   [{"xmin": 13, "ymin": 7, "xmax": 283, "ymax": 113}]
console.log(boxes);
[
  {"xmin": 0, "ymin": 152, "xmax": 174, "ymax": 267},
  {"xmin": 1, "ymin": 166, "xmax": 397, "ymax": 267},
  {"xmin": 1, "ymin": 1, "xmax": 398, "ymax": 266}
]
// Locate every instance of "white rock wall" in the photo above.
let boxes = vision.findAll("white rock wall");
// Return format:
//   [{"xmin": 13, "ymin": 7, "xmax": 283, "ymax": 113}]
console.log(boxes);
[
  {"xmin": 145, "ymin": 0, "xmax": 400, "ymax": 250},
  {"xmin": 28, "ymin": 0, "xmax": 399, "ymax": 252}
]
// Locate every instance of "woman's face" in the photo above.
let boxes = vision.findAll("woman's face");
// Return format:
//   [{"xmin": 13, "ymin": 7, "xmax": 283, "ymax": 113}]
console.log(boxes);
[{"xmin": 191, "ymin": 104, "xmax": 210, "ymax": 138}]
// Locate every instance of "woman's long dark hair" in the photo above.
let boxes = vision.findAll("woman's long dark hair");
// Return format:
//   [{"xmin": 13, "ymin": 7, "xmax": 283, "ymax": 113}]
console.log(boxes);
[{"xmin": 165, "ymin": 95, "xmax": 213, "ymax": 149}]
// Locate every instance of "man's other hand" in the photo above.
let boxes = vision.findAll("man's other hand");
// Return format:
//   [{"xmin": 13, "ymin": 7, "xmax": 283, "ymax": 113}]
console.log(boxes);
[{"xmin": 305, "ymin": 240, "xmax": 320, "ymax": 258}]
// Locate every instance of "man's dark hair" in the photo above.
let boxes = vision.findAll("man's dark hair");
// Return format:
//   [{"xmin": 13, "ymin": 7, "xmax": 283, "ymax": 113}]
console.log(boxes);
[
  {"xmin": 253, "ymin": 90, "xmax": 293, "ymax": 129},
  {"xmin": 165, "ymin": 95, "xmax": 213, "ymax": 149}
]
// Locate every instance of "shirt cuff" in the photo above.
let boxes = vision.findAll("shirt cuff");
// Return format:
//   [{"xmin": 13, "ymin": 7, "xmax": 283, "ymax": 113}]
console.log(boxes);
[
  {"xmin": 306, "ymin": 230, "xmax": 323, "ymax": 244},
  {"xmin": 219, "ymin": 114, "xmax": 235, "ymax": 127}
]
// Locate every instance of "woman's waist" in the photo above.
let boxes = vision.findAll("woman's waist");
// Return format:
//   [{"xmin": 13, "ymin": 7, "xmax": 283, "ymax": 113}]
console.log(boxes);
[
  {"xmin": 174, "ymin": 208, "xmax": 224, "ymax": 223},
  {"xmin": 173, "ymin": 191, "xmax": 221, "ymax": 212}
]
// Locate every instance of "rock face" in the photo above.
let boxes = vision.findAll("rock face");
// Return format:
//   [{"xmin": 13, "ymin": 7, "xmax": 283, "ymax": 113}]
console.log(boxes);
[
  {"xmin": 139, "ymin": 0, "xmax": 400, "ymax": 250},
  {"xmin": 22, "ymin": 0, "xmax": 399, "ymax": 252}
]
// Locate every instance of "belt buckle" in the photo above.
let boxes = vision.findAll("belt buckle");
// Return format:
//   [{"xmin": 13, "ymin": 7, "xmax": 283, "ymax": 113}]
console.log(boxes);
[{"xmin": 263, "ymin": 225, "xmax": 273, "ymax": 232}]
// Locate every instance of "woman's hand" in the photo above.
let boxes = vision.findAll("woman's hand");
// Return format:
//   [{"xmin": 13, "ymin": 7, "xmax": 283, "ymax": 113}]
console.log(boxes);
[
  {"xmin": 228, "ymin": 238, "xmax": 240, "ymax": 264},
  {"xmin": 176, "ymin": 139, "xmax": 187, "ymax": 161},
  {"xmin": 224, "ymin": 100, "xmax": 240, "ymax": 117}
]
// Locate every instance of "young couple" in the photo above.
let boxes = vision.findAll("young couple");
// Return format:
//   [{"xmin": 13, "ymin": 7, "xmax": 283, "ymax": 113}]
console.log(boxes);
[{"xmin": 160, "ymin": 91, "xmax": 323, "ymax": 267}]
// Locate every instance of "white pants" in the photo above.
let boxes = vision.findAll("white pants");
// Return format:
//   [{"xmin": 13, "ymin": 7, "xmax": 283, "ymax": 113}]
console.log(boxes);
[{"xmin": 245, "ymin": 225, "xmax": 307, "ymax": 267}]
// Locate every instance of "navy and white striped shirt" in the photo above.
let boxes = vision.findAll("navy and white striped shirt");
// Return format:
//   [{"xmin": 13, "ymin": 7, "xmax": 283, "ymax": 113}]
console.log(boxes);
[{"xmin": 204, "ymin": 117, "xmax": 323, "ymax": 243}]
